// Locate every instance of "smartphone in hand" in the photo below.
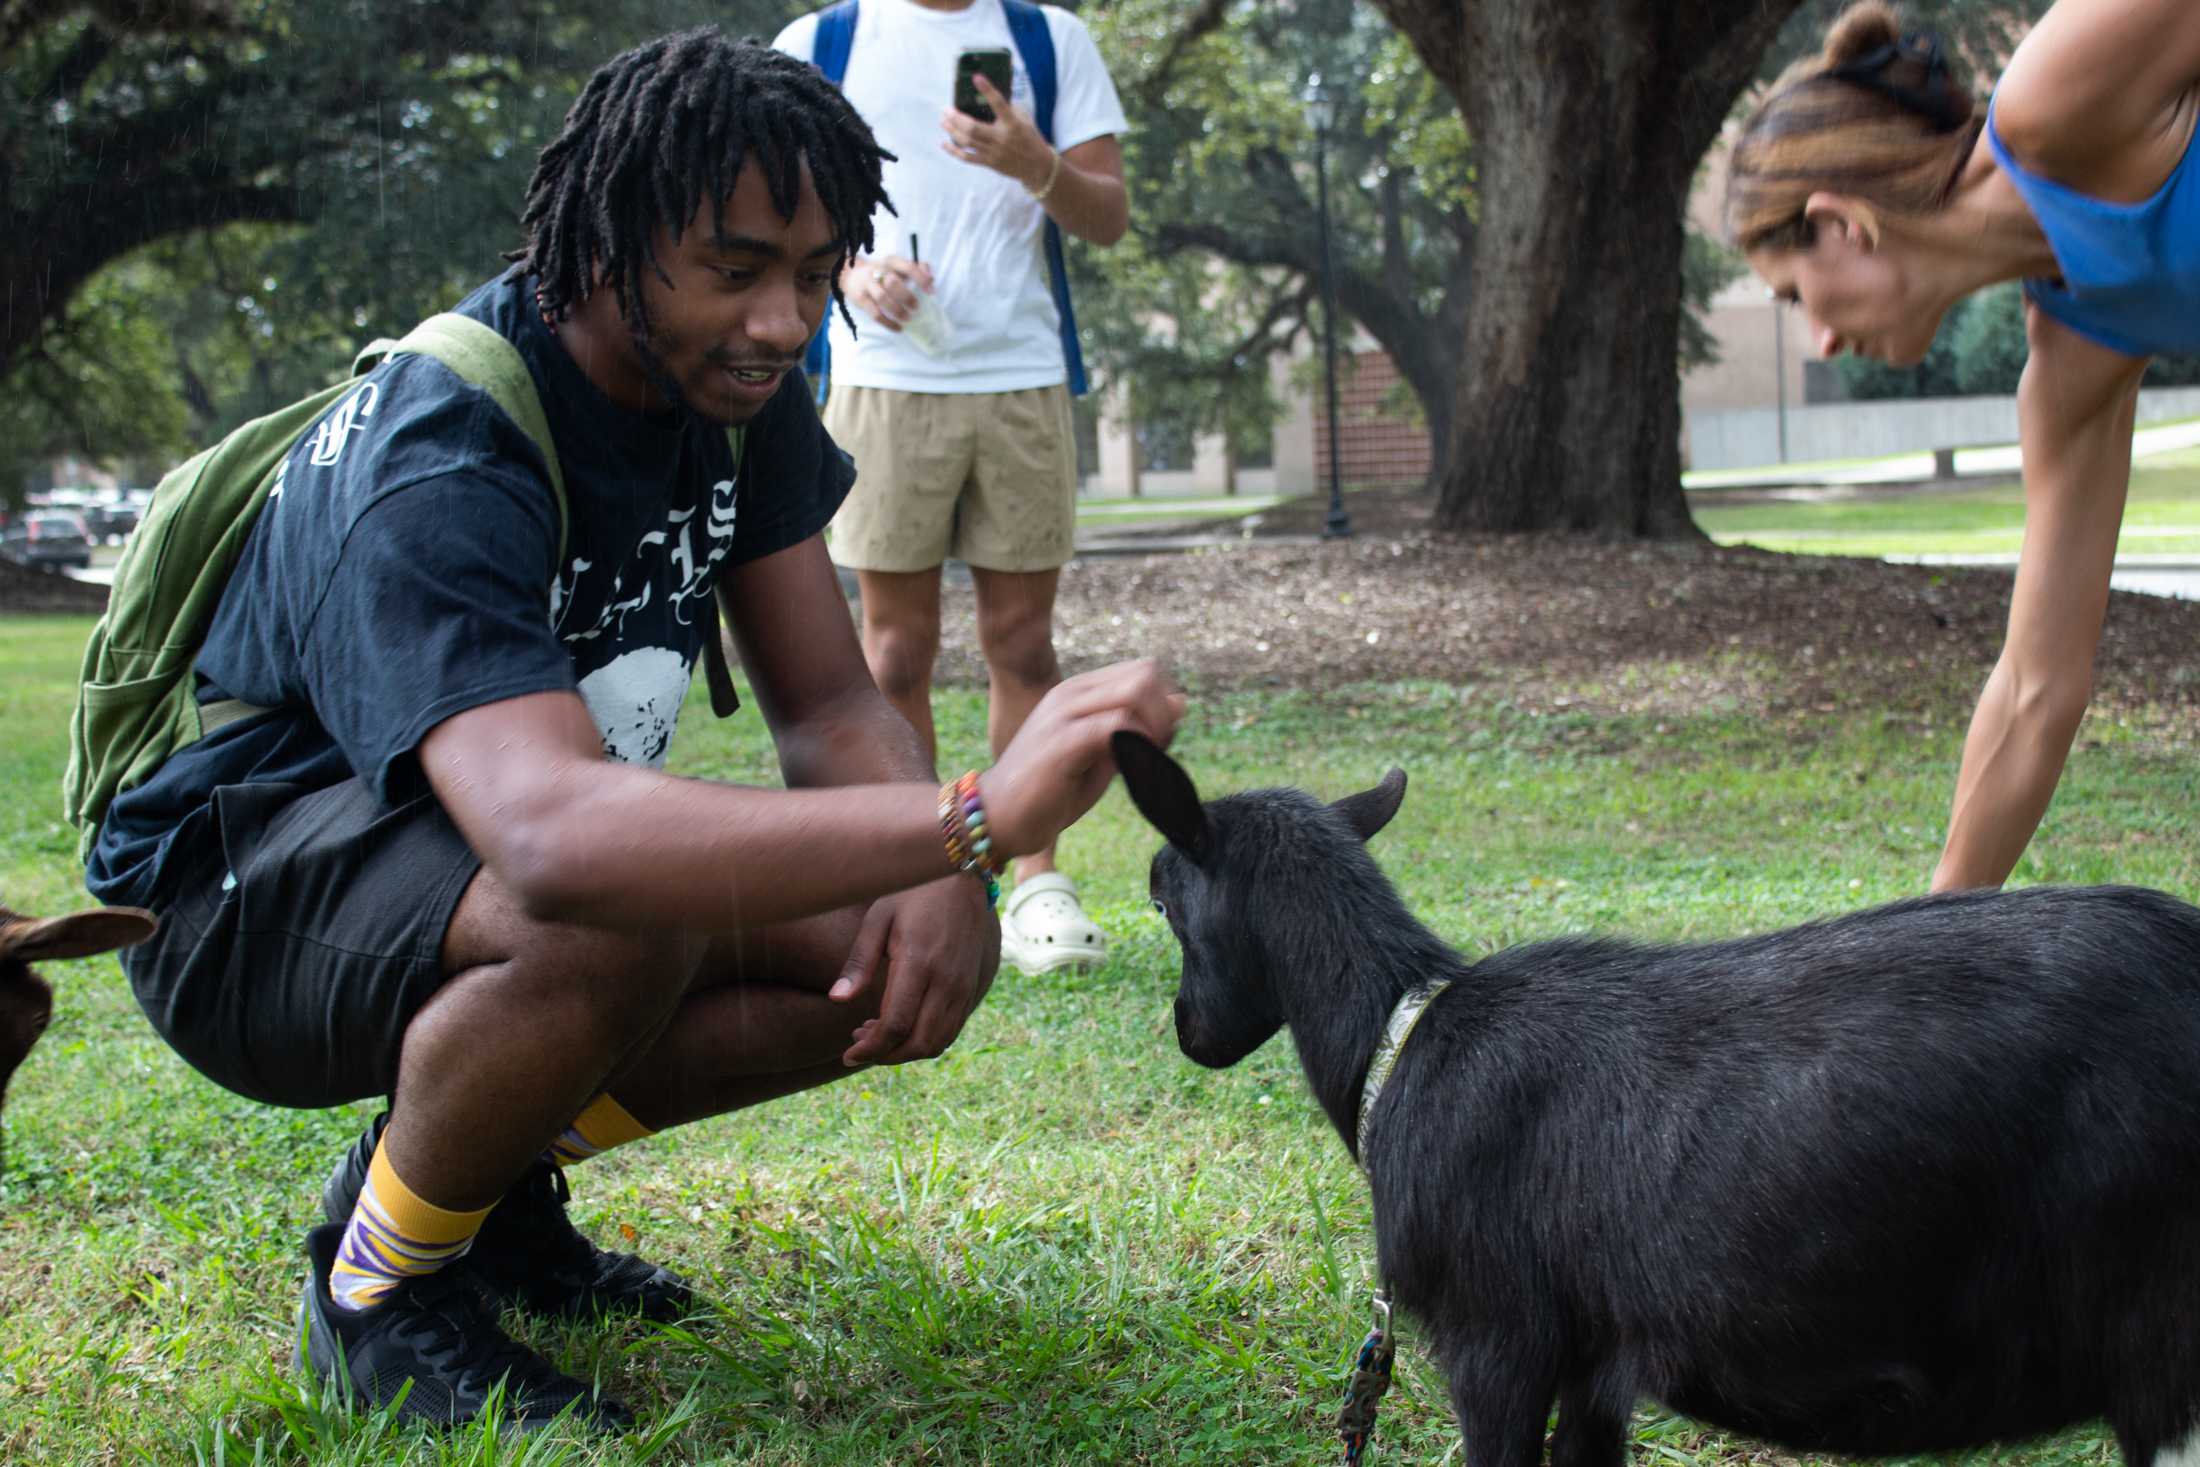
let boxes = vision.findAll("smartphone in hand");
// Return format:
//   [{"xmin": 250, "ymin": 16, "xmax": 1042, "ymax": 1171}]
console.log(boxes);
[{"xmin": 954, "ymin": 48, "xmax": 1013, "ymax": 121}]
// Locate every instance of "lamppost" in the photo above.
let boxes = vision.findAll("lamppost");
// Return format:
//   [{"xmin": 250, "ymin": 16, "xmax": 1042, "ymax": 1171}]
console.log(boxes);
[
  {"xmin": 1304, "ymin": 76, "xmax": 1351, "ymax": 540},
  {"xmin": 1770, "ymin": 287, "xmax": 1790, "ymax": 464}
]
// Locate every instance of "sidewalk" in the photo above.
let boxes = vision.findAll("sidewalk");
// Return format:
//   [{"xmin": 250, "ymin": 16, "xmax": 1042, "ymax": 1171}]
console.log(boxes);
[
  {"xmin": 1075, "ymin": 526, "xmax": 1321, "ymax": 556},
  {"xmin": 1071, "ymin": 488, "xmax": 1299, "ymax": 556},
  {"xmin": 1075, "ymin": 492, "xmax": 1284, "ymax": 520},
  {"xmin": 1684, "ymin": 416, "xmax": 2200, "ymax": 494},
  {"xmin": 1894, "ymin": 552, "xmax": 2200, "ymax": 600}
]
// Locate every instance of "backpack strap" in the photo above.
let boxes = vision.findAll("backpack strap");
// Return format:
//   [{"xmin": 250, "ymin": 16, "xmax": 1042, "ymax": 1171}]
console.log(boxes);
[
  {"xmin": 361, "ymin": 314, "xmax": 571, "ymax": 567},
  {"xmin": 701, "ymin": 430, "xmax": 755, "ymax": 720},
  {"xmin": 1002, "ymin": 0, "xmax": 1054, "ymax": 132},
  {"xmin": 212, "ymin": 313, "xmax": 741, "ymax": 731},
  {"xmin": 803, "ymin": 0, "xmax": 863, "ymax": 404},
  {"xmin": 1001, "ymin": 0, "xmax": 1088, "ymax": 397},
  {"xmin": 811, "ymin": 0, "xmax": 859, "ymax": 84},
  {"xmin": 802, "ymin": 0, "xmax": 1087, "ymax": 399}
]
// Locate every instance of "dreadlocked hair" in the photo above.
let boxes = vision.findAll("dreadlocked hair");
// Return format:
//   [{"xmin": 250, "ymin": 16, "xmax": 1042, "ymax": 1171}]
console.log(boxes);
[{"xmin": 510, "ymin": 27, "xmax": 893, "ymax": 343}]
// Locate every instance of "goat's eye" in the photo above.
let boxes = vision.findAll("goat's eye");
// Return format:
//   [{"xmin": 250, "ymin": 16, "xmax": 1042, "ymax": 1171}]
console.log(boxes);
[{"xmin": 1150, "ymin": 899, "xmax": 1167, "ymax": 918}]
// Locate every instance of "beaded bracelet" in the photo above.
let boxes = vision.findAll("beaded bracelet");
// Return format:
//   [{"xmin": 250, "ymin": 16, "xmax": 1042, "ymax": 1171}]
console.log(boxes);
[{"xmin": 939, "ymin": 770, "xmax": 1003, "ymax": 909}]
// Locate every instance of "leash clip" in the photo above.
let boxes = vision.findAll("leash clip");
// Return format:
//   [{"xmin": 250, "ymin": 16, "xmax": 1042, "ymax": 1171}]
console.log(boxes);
[{"xmin": 1335, "ymin": 1286, "xmax": 1398, "ymax": 1464}]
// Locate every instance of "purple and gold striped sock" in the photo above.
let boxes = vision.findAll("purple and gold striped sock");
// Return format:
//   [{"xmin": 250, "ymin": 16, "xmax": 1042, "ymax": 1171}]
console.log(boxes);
[
  {"xmin": 544, "ymin": 1092, "xmax": 654, "ymax": 1168},
  {"xmin": 328, "ymin": 1147, "xmax": 492, "ymax": 1314}
]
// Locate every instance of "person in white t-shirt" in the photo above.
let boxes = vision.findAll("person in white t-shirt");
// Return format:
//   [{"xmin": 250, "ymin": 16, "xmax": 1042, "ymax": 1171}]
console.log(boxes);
[{"xmin": 773, "ymin": 0, "xmax": 1129, "ymax": 976}]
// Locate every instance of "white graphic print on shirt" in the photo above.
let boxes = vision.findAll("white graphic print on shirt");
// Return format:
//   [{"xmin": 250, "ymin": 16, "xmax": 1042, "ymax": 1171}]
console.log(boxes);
[{"xmin": 549, "ymin": 475, "xmax": 739, "ymax": 767}]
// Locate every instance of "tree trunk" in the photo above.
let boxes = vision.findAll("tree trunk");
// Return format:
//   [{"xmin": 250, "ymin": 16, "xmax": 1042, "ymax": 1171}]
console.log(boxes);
[
  {"xmin": 1440, "ymin": 91, "xmax": 1698, "ymax": 536},
  {"xmin": 1423, "ymin": 384, "xmax": 1454, "ymax": 495},
  {"xmin": 1373, "ymin": 315, "xmax": 1456, "ymax": 495},
  {"xmin": 1371, "ymin": 0, "xmax": 1804, "ymax": 538}
]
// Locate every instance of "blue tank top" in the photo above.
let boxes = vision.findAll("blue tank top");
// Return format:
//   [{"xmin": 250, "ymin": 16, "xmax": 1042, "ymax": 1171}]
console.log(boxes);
[{"xmin": 1985, "ymin": 98, "xmax": 2200, "ymax": 357}]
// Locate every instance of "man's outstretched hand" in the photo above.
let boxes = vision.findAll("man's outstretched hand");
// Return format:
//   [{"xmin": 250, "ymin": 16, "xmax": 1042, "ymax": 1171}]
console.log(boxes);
[{"xmin": 979, "ymin": 659, "xmax": 1184, "ymax": 864}]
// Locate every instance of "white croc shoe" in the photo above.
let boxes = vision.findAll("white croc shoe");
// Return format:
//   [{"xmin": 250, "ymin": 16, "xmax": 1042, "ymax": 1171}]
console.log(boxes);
[{"xmin": 1000, "ymin": 872, "xmax": 1109, "ymax": 974}]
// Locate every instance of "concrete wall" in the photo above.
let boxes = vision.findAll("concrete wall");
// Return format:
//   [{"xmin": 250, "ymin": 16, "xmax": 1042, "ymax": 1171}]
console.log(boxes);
[
  {"xmin": 1686, "ymin": 385, "xmax": 2200, "ymax": 472},
  {"xmin": 1682, "ymin": 277, "xmax": 1811, "ymax": 416},
  {"xmin": 1093, "ymin": 384, "xmax": 1142, "ymax": 496},
  {"xmin": 1270, "ymin": 349, "xmax": 1317, "ymax": 497}
]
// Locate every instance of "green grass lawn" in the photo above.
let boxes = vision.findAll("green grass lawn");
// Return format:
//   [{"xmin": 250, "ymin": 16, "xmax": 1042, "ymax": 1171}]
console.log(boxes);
[
  {"xmin": 1693, "ymin": 448, "xmax": 2200, "ymax": 559},
  {"xmin": 5, "ymin": 613, "xmax": 2191, "ymax": 1463}
]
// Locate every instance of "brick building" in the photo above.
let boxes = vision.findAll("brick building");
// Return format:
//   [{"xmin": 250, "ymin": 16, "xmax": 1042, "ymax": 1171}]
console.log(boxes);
[
  {"xmin": 1313, "ymin": 346, "xmax": 1433, "ymax": 489},
  {"xmin": 1085, "ymin": 326, "xmax": 1435, "ymax": 499}
]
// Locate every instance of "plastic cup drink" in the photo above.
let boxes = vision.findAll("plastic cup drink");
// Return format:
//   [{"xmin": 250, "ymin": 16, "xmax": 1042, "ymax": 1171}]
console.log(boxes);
[{"xmin": 899, "ymin": 286, "xmax": 953, "ymax": 358}]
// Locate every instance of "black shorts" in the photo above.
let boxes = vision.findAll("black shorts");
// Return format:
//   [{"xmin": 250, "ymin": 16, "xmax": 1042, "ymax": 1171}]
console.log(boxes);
[{"xmin": 122, "ymin": 778, "xmax": 481, "ymax": 1108}]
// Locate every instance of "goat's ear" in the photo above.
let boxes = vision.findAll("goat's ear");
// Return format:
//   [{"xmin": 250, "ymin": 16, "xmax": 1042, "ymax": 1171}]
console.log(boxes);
[
  {"xmin": 1331, "ymin": 769, "xmax": 1407, "ymax": 843},
  {"xmin": 1111, "ymin": 731, "xmax": 1212, "ymax": 862},
  {"xmin": 0, "ymin": 907, "xmax": 157, "ymax": 964}
]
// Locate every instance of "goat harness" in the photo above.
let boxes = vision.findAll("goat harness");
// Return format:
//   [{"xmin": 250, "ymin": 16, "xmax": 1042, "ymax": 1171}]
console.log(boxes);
[{"xmin": 1335, "ymin": 979, "xmax": 1452, "ymax": 1462}]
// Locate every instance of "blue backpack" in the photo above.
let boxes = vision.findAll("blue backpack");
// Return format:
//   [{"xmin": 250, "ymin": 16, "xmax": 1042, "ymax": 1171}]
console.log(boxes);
[{"xmin": 804, "ymin": 0, "xmax": 1088, "ymax": 401}]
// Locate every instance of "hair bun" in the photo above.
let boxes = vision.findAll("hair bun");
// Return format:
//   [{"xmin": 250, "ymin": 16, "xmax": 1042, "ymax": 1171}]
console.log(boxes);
[{"xmin": 1823, "ymin": 1, "xmax": 1902, "ymax": 68}]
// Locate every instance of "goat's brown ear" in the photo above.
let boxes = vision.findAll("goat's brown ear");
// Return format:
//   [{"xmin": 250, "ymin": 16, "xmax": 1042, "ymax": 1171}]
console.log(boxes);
[
  {"xmin": 0, "ymin": 907, "xmax": 157, "ymax": 964},
  {"xmin": 1111, "ymin": 731, "xmax": 1211, "ymax": 862},
  {"xmin": 1331, "ymin": 769, "xmax": 1407, "ymax": 843}
]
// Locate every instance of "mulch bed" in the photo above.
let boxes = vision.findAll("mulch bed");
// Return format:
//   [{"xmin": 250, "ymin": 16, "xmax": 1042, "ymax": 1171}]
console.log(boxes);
[{"xmin": 942, "ymin": 486, "xmax": 2200, "ymax": 731}]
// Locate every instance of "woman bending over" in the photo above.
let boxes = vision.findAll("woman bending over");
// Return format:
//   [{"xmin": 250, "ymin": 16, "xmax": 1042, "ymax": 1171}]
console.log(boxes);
[{"xmin": 1727, "ymin": 0, "xmax": 2199, "ymax": 889}]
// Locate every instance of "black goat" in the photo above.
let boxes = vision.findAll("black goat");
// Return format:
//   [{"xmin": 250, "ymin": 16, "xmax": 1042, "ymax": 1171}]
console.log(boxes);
[{"xmin": 1113, "ymin": 731, "xmax": 2200, "ymax": 1467}]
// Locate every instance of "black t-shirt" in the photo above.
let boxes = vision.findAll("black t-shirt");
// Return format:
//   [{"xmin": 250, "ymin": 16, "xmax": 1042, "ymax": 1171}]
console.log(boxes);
[{"xmin": 86, "ymin": 270, "xmax": 853, "ymax": 907}]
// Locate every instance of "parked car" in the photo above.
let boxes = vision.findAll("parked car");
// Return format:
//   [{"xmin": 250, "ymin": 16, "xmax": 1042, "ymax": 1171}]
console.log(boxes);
[
  {"xmin": 0, "ymin": 511, "xmax": 95, "ymax": 572},
  {"xmin": 79, "ymin": 502, "xmax": 141, "ymax": 543}
]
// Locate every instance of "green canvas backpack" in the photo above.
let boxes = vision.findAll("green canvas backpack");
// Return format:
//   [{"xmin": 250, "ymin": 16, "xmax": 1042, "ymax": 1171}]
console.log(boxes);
[{"xmin": 63, "ymin": 311, "xmax": 744, "ymax": 866}]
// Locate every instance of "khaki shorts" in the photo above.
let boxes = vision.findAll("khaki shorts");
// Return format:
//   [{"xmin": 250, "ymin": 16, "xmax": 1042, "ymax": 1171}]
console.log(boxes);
[{"xmin": 823, "ymin": 384, "xmax": 1077, "ymax": 573}]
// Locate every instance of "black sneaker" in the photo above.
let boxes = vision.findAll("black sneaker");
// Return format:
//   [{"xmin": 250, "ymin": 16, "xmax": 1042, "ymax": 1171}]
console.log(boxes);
[
  {"xmin": 322, "ymin": 1114, "xmax": 693, "ymax": 1323},
  {"xmin": 297, "ymin": 1222, "xmax": 632, "ymax": 1431}
]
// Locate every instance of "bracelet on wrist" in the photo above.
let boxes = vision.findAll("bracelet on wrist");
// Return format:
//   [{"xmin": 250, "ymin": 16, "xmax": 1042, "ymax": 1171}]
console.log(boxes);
[
  {"xmin": 939, "ymin": 769, "xmax": 1003, "ymax": 910},
  {"xmin": 1027, "ymin": 148, "xmax": 1062, "ymax": 204}
]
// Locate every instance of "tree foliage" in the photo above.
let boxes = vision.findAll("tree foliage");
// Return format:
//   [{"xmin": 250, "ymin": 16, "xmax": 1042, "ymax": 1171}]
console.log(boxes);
[
  {"xmin": 1077, "ymin": 0, "xmax": 1471, "ymax": 479},
  {"xmin": 1947, "ymin": 285, "xmax": 2029, "ymax": 396},
  {"xmin": 0, "ymin": 260, "xmax": 192, "ymax": 494},
  {"xmin": 2, "ymin": 0, "xmax": 798, "ymax": 503},
  {"xmin": 1836, "ymin": 283, "xmax": 2200, "ymax": 399},
  {"xmin": 1080, "ymin": 0, "xmax": 1743, "ymax": 486},
  {"xmin": 11, "ymin": 0, "xmax": 1808, "ymax": 519}
]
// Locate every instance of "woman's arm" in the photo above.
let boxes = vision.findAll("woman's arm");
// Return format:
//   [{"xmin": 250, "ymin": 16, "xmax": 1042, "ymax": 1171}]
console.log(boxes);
[
  {"xmin": 1931, "ymin": 306, "xmax": 2148, "ymax": 892},
  {"xmin": 1995, "ymin": 0, "xmax": 2200, "ymax": 191}
]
